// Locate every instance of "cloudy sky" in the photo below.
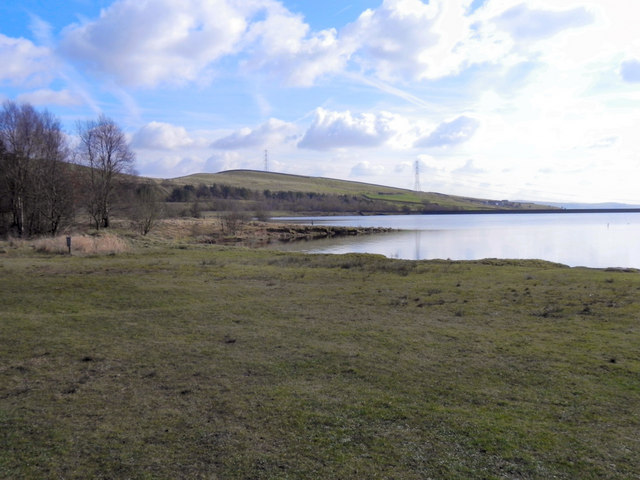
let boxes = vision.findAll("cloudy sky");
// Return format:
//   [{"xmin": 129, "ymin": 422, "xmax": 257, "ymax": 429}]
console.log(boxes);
[{"xmin": 1, "ymin": 0, "xmax": 639, "ymax": 203}]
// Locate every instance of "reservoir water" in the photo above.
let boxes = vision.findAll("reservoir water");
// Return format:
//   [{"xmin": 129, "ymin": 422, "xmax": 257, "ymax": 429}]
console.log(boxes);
[{"xmin": 270, "ymin": 212, "xmax": 640, "ymax": 269}]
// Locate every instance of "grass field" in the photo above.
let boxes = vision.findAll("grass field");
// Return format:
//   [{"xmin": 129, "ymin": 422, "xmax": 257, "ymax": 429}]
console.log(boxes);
[{"xmin": 1, "ymin": 244, "xmax": 639, "ymax": 479}]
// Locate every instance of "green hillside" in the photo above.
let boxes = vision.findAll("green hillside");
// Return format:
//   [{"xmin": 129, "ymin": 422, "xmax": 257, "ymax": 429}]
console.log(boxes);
[
  {"xmin": 167, "ymin": 170, "xmax": 402, "ymax": 195},
  {"xmin": 161, "ymin": 169, "xmax": 551, "ymax": 212}
]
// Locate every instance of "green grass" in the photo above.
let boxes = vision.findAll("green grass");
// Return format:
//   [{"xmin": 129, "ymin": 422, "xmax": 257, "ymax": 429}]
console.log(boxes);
[{"xmin": 1, "ymin": 247, "xmax": 639, "ymax": 479}]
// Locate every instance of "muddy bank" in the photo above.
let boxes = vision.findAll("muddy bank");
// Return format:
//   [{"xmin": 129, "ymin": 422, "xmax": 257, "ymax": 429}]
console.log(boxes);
[{"xmin": 265, "ymin": 224, "xmax": 393, "ymax": 242}]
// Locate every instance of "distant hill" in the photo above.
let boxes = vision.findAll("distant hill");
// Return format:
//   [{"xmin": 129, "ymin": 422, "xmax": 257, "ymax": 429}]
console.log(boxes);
[
  {"xmin": 158, "ymin": 169, "xmax": 555, "ymax": 213},
  {"xmin": 545, "ymin": 202, "xmax": 640, "ymax": 210}
]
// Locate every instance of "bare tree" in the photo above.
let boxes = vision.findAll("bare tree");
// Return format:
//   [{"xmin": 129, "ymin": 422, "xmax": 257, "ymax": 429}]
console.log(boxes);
[
  {"xmin": 77, "ymin": 115, "xmax": 135, "ymax": 229},
  {"xmin": 32, "ymin": 110, "xmax": 74, "ymax": 235},
  {"xmin": 220, "ymin": 206, "xmax": 248, "ymax": 236},
  {"xmin": 0, "ymin": 101, "xmax": 39, "ymax": 236},
  {"xmin": 0, "ymin": 101, "xmax": 73, "ymax": 236},
  {"xmin": 130, "ymin": 181, "xmax": 164, "ymax": 235}
]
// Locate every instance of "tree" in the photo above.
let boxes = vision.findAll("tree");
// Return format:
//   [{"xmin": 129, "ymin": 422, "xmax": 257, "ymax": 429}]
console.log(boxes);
[
  {"xmin": 77, "ymin": 115, "xmax": 135, "ymax": 229},
  {"xmin": 130, "ymin": 181, "xmax": 164, "ymax": 235},
  {"xmin": 31, "ymin": 110, "xmax": 75, "ymax": 235},
  {"xmin": 0, "ymin": 101, "xmax": 73, "ymax": 236}
]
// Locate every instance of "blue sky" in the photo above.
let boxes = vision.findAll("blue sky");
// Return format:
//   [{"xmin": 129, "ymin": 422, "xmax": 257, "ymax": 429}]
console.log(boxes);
[{"xmin": 1, "ymin": 0, "xmax": 639, "ymax": 203}]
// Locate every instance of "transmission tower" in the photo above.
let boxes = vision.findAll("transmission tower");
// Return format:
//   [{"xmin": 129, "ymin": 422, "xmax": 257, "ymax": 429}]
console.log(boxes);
[
  {"xmin": 264, "ymin": 149, "xmax": 269, "ymax": 172},
  {"xmin": 414, "ymin": 160, "xmax": 421, "ymax": 192}
]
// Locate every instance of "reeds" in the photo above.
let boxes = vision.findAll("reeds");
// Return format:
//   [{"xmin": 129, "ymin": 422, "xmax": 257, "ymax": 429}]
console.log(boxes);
[{"xmin": 31, "ymin": 233, "xmax": 129, "ymax": 255}]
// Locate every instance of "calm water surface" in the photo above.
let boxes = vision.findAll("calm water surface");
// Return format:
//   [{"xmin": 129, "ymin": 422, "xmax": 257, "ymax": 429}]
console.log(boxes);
[{"xmin": 270, "ymin": 213, "xmax": 640, "ymax": 268}]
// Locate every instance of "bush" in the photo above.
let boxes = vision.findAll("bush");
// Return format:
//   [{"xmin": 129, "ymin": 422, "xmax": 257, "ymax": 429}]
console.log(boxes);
[{"xmin": 220, "ymin": 210, "xmax": 248, "ymax": 235}]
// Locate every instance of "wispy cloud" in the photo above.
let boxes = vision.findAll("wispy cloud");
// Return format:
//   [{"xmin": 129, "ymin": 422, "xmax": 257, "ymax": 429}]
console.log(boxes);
[
  {"xmin": 494, "ymin": 4, "xmax": 593, "ymax": 40},
  {"xmin": 211, "ymin": 118, "xmax": 298, "ymax": 150},
  {"xmin": 415, "ymin": 116, "xmax": 479, "ymax": 148},
  {"xmin": 17, "ymin": 89, "xmax": 82, "ymax": 106}
]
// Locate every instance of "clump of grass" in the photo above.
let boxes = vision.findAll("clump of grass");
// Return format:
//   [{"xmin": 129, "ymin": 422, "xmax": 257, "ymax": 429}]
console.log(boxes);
[{"xmin": 32, "ymin": 233, "xmax": 130, "ymax": 255}]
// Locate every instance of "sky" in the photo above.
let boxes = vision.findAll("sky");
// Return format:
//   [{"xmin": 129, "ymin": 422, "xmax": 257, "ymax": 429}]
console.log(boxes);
[{"xmin": 1, "ymin": 0, "xmax": 640, "ymax": 204}]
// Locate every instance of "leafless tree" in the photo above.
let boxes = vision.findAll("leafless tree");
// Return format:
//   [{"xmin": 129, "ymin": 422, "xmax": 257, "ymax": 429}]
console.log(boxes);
[
  {"xmin": 0, "ymin": 101, "xmax": 73, "ymax": 236},
  {"xmin": 32, "ymin": 110, "xmax": 74, "ymax": 234},
  {"xmin": 220, "ymin": 207, "xmax": 248, "ymax": 235},
  {"xmin": 130, "ymin": 181, "xmax": 164, "ymax": 235},
  {"xmin": 77, "ymin": 115, "xmax": 135, "ymax": 229}
]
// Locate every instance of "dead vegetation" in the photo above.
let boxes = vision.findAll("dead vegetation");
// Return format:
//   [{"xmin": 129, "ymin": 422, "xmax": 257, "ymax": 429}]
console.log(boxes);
[{"xmin": 9, "ymin": 233, "xmax": 130, "ymax": 255}]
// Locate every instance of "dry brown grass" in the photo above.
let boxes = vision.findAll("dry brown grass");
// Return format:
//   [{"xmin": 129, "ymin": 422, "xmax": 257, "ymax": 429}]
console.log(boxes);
[
  {"xmin": 31, "ymin": 233, "xmax": 130, "ymax": 255},
  {"xmin": 149, "ymin": 217, "xmax": 221, "ymax": 241}
]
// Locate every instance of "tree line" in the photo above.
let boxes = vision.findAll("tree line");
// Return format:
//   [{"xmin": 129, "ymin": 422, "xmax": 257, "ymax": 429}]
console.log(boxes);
[{"xmin": 0, "ymin": 101, "xmax": 155, "ymax": 237}]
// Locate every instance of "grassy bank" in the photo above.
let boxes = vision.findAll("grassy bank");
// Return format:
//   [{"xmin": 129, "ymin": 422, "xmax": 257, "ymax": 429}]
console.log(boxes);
[{"xmin": 1, "ymin": 245, "xmax": 639, "ymax": 479}]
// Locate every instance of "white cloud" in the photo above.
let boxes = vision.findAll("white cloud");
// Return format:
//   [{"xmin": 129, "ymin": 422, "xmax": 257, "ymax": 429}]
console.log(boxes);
[
  {"xmin": 0, "ymin": 34, "xmax": 54, "ymax": 86},
  {"xmin": 52, "ymin": 0, "xmax": 552, "ymax": 90},
  {"xmin": 136, "ymin": 154, "xmax": 205, "ymax": 178},
  {"xmin": 493, "ymin": 3, "xmax": 593, "ymax": 41},
  {"xmin": 342, "ymin": 0, "xmax": 440, "ymax": 81},
  {"xmin": 211, "ymin": 118, "xmax": 298, "ymax": 150},
  {"xmin": 242, "ymin": 0, "xmax": 489, "ymax": 85},
  {"xmin": 453, "ymin": 159, "xmax": 485, "ymax": 174},
  {"xmin": 52, "ymin": 0, "xmax": 599, "ymax": 93},
  {"xmin": 394, "ymin": 161, "xmax": 413, "ymax": 174},
  {"xmin": 339, "ymin": 0, "xmax": 506, "ymax": 82},
  {"xmin": 588, "ymin": 136, "xmax": 618, "ymax": 149},
  {"xmin": 16, "ymin": 89, "xmax": 82, "ymax": 106},
  {"xmin": 205, "ymin": 151, "xmax": 252, "ymax": 173},
  {"xmin": 58, "ymin": 0, "xmax": 352, "ymax": 88},
  {"xmin": 60, "ymin": 0, "xmax": 250, "ymax": 87},
  {"xmin": 242, "ymin": 3, "xmax": 350, "ymax": 86},
  {"xmin": 331, "ymin": 0, "xmax": 536, "ymax": 85},
  {"xmin": 298, "ymin": 108, "xmax": 403, "ymax": 150},
  {"xmin": 415, "ymin": 116, "xmax": 479, "ymax": 148},
  {"xmin": 131, "ymin": 122, "xmax": 194, "ymax": 150},
  {"xmin": 350, "ymin": 160, "xmax": 386, "ymax": 177}
]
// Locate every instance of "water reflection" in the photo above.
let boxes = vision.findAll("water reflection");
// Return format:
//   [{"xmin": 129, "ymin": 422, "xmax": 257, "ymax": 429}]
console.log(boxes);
[{"xmin": 271, "ymin": 213, "xmax": 640, "ymax": 268}]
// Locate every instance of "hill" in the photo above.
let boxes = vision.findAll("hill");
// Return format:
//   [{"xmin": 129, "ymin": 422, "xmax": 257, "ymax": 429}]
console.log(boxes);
[{"xmin": 160, "ymin": 169, "xmax": 552, "ymax": 213}]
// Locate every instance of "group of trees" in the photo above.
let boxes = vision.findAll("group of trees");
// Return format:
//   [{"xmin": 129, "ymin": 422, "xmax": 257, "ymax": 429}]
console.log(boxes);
[
  {"xmin": 167, "ymin": 184, "xmax": 255, "ymax": 202},
  {"xmin": 0, "ymin": 102, "xmax": 73, "ymax": 236},
  {"xmin": 0, "ymin": 101, "xmax": 139, "ymax": 237}
]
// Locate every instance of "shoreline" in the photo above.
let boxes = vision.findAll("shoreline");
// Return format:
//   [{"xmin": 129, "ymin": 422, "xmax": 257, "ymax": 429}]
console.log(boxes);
[
  {"xmin": 273, "ymin": 208, "xmax": 640, "ymax": 217},
  {"xmin": 416, "ymin": 208, "xmax": 640, "ymax": 215},
  {"xmin": 200, "ymin": 222, "xmax": 395, "ymax": 246}
]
